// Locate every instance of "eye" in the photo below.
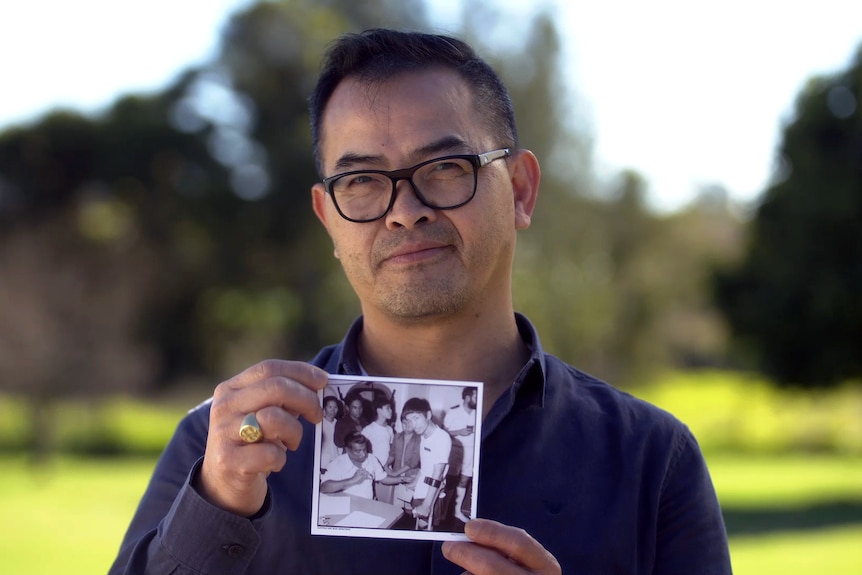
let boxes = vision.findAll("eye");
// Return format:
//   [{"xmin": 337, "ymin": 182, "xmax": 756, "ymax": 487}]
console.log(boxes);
[{"xmin": 431, "ymin": 161, "xmax": 464, "ymax": 173}]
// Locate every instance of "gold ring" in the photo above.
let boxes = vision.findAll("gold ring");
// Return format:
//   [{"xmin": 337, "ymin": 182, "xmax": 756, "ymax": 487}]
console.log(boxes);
[{"xmin": 239, "ymin": 413, "xmax": 263, "ymax": 443}]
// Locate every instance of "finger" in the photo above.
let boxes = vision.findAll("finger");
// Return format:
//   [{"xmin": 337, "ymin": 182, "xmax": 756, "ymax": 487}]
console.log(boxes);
[
  {"xmin": 255, "ymin": 404, "xmax": 307, "ymax": 450},
  {"xmin": 216, "ymin": 374, "xmax": 325, "ymax": 425},
  {"xmin": 225, "ymin": 439, "xmax": 289, "ymax": 476},
  {"xmin": 467, "ymin": 519, "xmax": 559, "ymax": 572},
  {"xmin": 442, "ymin": 540, "xmax": 521, "ymax": 575},
  {"xmin": 443, "ymin": 519, "xmax": 560, "ymax": 575},
  {"xmin": 225, "ymin": 360, "xmax": 329, "ymax": 393}
]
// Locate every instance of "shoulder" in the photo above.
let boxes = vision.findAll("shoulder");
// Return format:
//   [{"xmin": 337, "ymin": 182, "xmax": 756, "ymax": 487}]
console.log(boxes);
[{"xmin": 432, "ymin": 425, "xmax": 452, "ymax": 445}]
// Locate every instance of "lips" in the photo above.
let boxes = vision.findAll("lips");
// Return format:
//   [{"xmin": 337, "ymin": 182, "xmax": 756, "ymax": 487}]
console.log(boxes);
[{"xmin": 383, "ymin": 240, "xmax": 450, "ymax": 262}]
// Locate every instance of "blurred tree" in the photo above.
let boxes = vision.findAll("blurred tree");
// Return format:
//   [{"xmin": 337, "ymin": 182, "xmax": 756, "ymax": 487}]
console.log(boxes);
[
  {"xmin": 0, "ymin": 0, "xmax": 750, "ymax": 433},
  {"xmin": 714, "ymin": 44, "xmax": 862, "ymax": 387},
  {"xmin": 0, "ymin": 209, "xmax": 158, "ymax": 458}
]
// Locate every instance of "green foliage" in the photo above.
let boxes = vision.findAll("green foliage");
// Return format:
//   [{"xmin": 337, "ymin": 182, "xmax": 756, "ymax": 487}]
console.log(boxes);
[
  {"xmin": 633, "ymin": 371, "xmax": 862, "ymax": 455},
  {"xmin": 0, "ymin": 395, "xmax": 186, "ymax": 456},
  {"xmin": 714, "ymin": 44, "xmax": 862, "ymax": 387},
  {"xmin": 0, "ymin": 0, "xmax": 750, "ymax": 424}
]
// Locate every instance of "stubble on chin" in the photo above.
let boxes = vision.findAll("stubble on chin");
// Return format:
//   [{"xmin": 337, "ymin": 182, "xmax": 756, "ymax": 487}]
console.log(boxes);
[{"xmin": 376, "ymin": 271, "xmax": 469, "ymax": 320}]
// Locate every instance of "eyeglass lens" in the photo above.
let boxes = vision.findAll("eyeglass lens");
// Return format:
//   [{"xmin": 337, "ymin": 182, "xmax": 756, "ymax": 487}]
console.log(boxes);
[{"xmin": 330, "ymin": 157, "xmax": 477, "ymax": 222}]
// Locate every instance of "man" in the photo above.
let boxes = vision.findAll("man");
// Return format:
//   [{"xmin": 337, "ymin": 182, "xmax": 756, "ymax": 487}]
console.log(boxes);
[
  {"xmin": 110, "ymin": 29, "xmax": 731, "ymax": 574},
  {"xmin": 387, "ymin": 409, "xmax": 422, "ymax": 509},
  {"xmin": 320, "ymin": 432, "xmax": 401, "ymax": 499},
  {"xmin": 361, "ymin": 395, "xmax": 394, "ymax": 467},
  {"xmin": 333, "ymin": 395, "xmax": 364, "ymax": 448},
  {"xmin": 320, "ymin": 395, "xmax": 340, "ymax": 469},
  {"xmin": 444, "ymin": 386, "xmax": 477, "ymax": 523},
  {"xmin": 401, "ymin": 397, "xmax": 452, "ymax": 526}
]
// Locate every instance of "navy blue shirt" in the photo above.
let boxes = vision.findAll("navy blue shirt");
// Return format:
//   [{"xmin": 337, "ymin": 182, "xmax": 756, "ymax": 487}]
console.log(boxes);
[{"xmin": 110, "ymin": 314, "xmax": 732, "ymax": 574}]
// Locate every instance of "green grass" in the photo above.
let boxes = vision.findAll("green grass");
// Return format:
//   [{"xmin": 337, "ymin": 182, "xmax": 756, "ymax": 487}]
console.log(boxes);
[
  {"xmin": 707, "ymin": 453, "xmax": 862, "ymax": 574},
  {"xmin": 0, "ymin": 456, "xmax": 157, "ymax": 575},
  {"xmin": 1, "ymin": 373, "xmax": 861, "ymax": 574},
  {"xmin": 731, "ymin": 526, "xmax": 862, "ymax": 573},
  {"xmin": 0, "ymin": 454, "xmax": 860, "ymax": 575}
]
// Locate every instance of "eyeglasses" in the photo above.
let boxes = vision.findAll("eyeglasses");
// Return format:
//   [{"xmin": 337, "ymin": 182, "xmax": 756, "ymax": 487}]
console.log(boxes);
[{"xmin": 322, "ymin": 148, "xmax": 510, "ymax": 223}]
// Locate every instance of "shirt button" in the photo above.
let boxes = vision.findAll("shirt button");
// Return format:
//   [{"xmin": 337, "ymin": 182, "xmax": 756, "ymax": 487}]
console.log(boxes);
[{"xmin": 224, "ymin": 544, "xmax": 245, "ymax": 558}]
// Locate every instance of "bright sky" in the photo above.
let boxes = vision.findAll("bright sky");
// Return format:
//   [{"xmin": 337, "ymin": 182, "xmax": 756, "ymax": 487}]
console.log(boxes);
[{"xmin": 1, "ymin": 0, "xmax": 860, "ymax": 212}]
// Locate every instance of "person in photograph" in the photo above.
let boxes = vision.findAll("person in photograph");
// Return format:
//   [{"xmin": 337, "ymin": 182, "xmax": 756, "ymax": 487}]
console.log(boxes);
[
  {"xmin": 333, "ymin": 394, "xmax": 364, "ymax": 449},
  {"xmin": 320, "ymin": 395, "xmax": 340, "ymax": 470},
  {"xmin": 110, "ymin": 28, "xmax": 731, "ymax": 575},
  {"xmin": 443, "ymin": 387, "xmax": 477, "ymax": 523},
  {"xmin": 361, "ymin": 395, "xmax": 394, "ymax": 468},
  {"xmin": 402, "ymin": 397, "xmax": 452, "ymax": 528},
  {"xmin": 320, "ymin": 432, "xmax": 403, "ymax": 500},
  {"xmin": 387, "ymin": 409, "xmax": 421, "ymax": 509}
]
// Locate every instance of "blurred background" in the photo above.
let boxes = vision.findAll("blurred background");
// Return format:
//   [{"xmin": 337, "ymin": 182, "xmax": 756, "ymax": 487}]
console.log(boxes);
[{"xmin": 0, "ymin": 1, "xmax": 860, "ymax": 573}]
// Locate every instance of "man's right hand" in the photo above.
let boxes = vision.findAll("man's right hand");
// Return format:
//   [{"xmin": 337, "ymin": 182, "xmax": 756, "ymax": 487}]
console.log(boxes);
[{"xmin": 196, "ymin": 360, "xmax": 329, "ymax": 516}]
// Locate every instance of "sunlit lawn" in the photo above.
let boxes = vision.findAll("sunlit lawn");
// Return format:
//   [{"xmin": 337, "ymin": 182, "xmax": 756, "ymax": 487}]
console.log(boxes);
[
  {"xmin": 709, "ymin": 453, "xmax": 862, "ymax": 574},
  {"xmin": 1, "ymin": 453, "xmax": 861, "ymax": 575},
  {"xmin": 0, "ymin": 456, "xmax": 156, "ymax": 575}
]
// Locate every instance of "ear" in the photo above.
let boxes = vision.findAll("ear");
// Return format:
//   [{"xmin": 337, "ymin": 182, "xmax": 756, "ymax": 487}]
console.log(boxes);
[
  {"xmin": 312, "ymin": 182, "xmax": 331, "ymax": 231},
  {"xmin": 312, "ymin": 183, "xmax": 340, "ymax": 259},
  {"xmin": 509, "ymin": 149, "xmax": 541, "ymax": 230}
]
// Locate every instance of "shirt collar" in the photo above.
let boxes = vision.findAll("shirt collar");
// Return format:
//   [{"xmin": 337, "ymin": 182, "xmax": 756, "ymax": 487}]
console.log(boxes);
[{"xmin": 331, "ymin": 312, "xmax": 547, "ymax": 409}]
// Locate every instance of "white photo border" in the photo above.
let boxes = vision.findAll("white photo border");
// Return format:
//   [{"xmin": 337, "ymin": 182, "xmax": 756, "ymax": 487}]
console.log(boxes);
[{"xmin": 311, "ymin": 374, "xmax": 483, "ymax": 541}]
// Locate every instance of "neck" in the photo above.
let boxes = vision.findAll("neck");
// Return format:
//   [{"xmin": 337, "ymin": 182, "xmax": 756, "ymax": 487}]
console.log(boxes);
[
  {"xmin": 422, "ymin": 422, "xmax": 438, "ymax": 439},
  {"xmin": 358, "ymin": 310, "xmax": 529, "ymax": 418}
]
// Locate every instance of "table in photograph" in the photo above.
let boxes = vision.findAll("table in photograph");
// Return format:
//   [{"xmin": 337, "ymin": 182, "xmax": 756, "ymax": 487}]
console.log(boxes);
[{"xmin": 318, "ymin": 493, "xmax": 405, "ymax": 529}]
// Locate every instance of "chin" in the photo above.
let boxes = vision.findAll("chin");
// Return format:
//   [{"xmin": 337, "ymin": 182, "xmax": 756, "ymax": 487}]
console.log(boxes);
[{"xmin": 378, "ymin": 283, "xmax": 471, "ymax": 320}]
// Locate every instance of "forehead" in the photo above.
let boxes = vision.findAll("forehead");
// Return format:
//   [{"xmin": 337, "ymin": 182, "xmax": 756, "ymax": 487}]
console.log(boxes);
[{"xmin": 319, "ymin": 68, "xmax": 482, "ymax": 172}]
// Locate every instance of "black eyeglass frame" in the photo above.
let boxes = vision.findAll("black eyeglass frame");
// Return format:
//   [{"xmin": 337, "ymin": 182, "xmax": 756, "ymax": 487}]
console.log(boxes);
[{"xmin": 321, "ymin": 148, "xmax": 511, "ymax": 223}]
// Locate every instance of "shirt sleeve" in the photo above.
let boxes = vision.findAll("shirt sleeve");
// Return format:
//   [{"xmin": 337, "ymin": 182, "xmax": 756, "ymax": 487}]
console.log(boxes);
[
  {"xmin": 108, "ymin": 406, "xmax": 268, "ymax": 575},
  {"xmin": 653, "ymin": 427, "xmax": 733, "ymax": 575},
  {"xmin": 369, "ymin": 454, "xmax": 388, "ymax": 481}
]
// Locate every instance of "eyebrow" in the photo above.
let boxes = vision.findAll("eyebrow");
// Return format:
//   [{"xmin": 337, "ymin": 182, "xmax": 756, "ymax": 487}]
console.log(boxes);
[{"xmin": 330, "ymin": 135, "xmax": 472, "ymax": 173}]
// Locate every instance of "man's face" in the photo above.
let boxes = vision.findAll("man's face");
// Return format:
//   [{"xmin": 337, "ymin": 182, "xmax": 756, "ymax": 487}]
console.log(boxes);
[
  {"xmin": 312, "ymin": 68, "xmax": 527, "ymax": 322},
  {"xmin": 465, "ymin": 390, "xmax": 477, "ymax": 410},
  {"xmin": 346, "ymin": 441, "xmax": 368, "ymax": 465},
  {"xmin": 404, "ymin": 411, "xmax": 430, "ymax": 435},
  {"xmin": 401, "ymin": 417, "xmax": 413, "ymax": 433},
  {"xmin": 378, "ymin": 404, "xmax": 392, "ymax": 420},
  {"xmin": 349, "ymin": 400, "xmax": 363, "ymax": 420}
]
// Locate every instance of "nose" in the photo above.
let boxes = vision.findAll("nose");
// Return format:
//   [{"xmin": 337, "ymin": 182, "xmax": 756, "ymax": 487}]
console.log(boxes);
[{"xmin": 385, "ymin": 178, "xmax": 436, "ymax": 229}]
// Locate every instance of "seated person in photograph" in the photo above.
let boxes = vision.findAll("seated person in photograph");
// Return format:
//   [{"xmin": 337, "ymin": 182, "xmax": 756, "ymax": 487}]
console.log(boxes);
[
  {"xmin": 333, "ymin": 395, "xmax": 365, "ymax": 449},
  {"xmin": 387, "ymin": 410, "xmax": 422, "ymax": 508},
  {"xmin": 320, "ymin": 395, "xmax": 341, "ymax": 470},
  {"xmin": 402, "ymin": 398, "xmax": 451, "ymax": 526},
  {"xmin": 320, "ymin": 432, "xmax": 404, "ymax": 500},
  {"xmin": 443, "ymin": 386, "xmax": 477, "ymax": 522}
]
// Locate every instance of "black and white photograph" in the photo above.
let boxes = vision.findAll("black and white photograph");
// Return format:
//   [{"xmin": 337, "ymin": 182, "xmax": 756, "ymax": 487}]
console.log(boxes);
[{"xmin": 312, "ymin": 374, "xmax": 482, "ymax": 541}]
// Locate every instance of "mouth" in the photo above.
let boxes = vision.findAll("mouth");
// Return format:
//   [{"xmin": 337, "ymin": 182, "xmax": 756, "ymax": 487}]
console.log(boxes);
[{"xmin": 381, "ymin": 241, "xmax": 452, "ymax": 266}]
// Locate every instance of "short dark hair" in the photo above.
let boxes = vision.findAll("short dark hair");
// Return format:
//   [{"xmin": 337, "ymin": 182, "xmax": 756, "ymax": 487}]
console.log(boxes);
[
  {"xmin": 372, "ymin": 395, "xmax": 391, "ymax": 410},
  {"xmin": 462, "ymin": 386, "xmax": 475, "ymax": 399},
  {"xmin": 309, "ymin": 28, "xmax": 518, "ymax": 175},
  {"xmin": 402, "ymin": 397, "xmax": 431, "ymax": 417},
  {"xmin": 344, "ymin": 431, "xmax": 370, "ymax": 451}
]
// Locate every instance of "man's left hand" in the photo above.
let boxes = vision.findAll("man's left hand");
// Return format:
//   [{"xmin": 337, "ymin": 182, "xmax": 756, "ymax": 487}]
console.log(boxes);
[{"xmin": 442, "ymin": 519, "xmax": 561, "ymax": 575}]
